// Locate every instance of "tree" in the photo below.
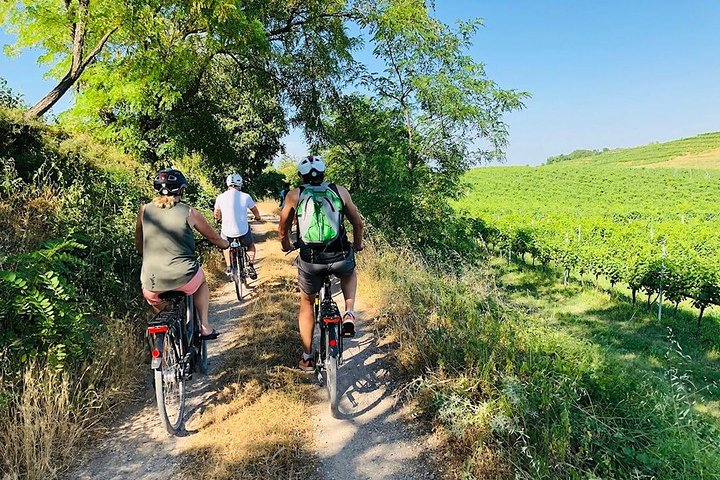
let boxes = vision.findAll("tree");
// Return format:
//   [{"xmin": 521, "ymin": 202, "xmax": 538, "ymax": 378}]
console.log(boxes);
[
  {"xmin": 1, "ymin": 0, "xmax": 124, "ymax": 118},
  {"xmin": 320, "ymin": 1, "xmax": 526, "ymax": 256},
  {"xmin": 356, "ymin": 0, "xmax": 526, "ymax": 173}
]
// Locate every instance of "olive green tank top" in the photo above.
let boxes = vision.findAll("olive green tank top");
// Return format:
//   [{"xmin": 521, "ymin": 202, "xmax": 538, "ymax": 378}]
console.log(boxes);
[{"xmin": 140, "ymin": 202, "xmax": 198, "ymax": 292}]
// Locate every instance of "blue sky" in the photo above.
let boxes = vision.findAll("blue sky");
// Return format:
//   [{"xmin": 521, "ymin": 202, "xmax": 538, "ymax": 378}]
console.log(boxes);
[{"xmin": 2, "ymin": 1, "xmax": 719, "ymax": 165}]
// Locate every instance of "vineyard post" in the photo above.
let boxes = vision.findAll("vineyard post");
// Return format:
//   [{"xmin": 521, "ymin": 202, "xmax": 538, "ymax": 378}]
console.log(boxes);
[{"xmin": 658, "ymin": 239, "xmax": 666, "ymax": 322}]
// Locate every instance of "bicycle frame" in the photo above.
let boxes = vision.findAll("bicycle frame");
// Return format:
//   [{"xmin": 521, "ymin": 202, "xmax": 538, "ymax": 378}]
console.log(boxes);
[{"xmin": 315, "ymin": 277, "xmax": 343, "ymax": 370}]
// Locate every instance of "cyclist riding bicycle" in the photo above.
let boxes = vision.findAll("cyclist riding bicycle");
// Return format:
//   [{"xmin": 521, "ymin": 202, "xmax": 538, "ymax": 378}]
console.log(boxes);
[
  {"xmin": 135, "ymin": 168, "xmax": 229, "ymax": 340},
  {"xmin": 278, "ymin": 156, "xmax": 364, "ymax": 371},
  {"xmin": 214, "ymin": 173, "xmax": 262, "ymax": 280}
]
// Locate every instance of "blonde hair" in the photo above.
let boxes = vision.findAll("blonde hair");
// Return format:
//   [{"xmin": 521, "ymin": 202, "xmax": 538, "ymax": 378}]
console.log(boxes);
[{"xmin": 152, "ymin": 195, "xmax": 177, "ymax": 209}]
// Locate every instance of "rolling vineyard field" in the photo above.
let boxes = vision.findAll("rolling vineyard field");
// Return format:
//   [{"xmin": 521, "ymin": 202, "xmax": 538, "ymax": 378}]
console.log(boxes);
[{"xmin": 458, "ymin": 132, "xmax": 720, "ymax": 323}]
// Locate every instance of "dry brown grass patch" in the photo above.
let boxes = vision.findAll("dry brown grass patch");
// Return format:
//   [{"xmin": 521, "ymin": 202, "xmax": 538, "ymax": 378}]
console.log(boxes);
[
  {"xmin": 183, "ymin": 391, "xmax": 314, "ymax": 480},
  {"xmin": 181, "ymin": 234, "xmax": 318, "ymax": 479},
  {"xmin": 0, "ymin": 365, "xmax": 88, "ymax": 480}
]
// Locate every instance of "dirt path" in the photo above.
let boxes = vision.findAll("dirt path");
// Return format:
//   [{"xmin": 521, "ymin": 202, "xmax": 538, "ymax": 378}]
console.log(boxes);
[
  {"xmin": 65, "ymin": 213, "xmax": 432, "ymax": 480},
  {"xmin": 312, "ymin": 301, "xmax": 431, "ymax": 479}
]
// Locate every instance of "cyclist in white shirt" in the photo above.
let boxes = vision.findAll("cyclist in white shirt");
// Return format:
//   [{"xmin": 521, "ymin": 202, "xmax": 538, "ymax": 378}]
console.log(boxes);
[{"xmin": 214, "ymin": 173, "xmax": 262, "ymax": 279}]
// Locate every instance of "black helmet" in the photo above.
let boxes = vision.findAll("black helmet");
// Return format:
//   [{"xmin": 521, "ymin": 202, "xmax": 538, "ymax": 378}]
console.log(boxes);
[{"xmin": 153, "ymin": 168, "xmax": 187, "ymax": 196}]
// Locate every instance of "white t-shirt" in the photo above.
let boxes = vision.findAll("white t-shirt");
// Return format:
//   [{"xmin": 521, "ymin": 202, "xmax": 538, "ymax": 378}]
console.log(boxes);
[{"xmin": 214, "ymin": 189, "xmax": 256, "ymax": 237}]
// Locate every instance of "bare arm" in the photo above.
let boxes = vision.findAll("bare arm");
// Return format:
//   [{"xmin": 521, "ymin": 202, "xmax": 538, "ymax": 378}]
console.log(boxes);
[
  {"xmin": 213, "ymin": 208, "xmax": 222, "ymax": 222},
  {"xmin": 250, "ymin": 205, "xmax": 262, "ymax": 222},
  {"xmin": 134, "ymin": 205, "xmax": 144, "ymax": 254},
  {"xmin": 278, "ymin": 188, "xmax": 300, "ymax": 252},
  {"xmin": 189, "ymin": 208, "xmax": 229, "ymax": 249},
  {"xmin": 338, "ymin": 186, "xmax": 364, "ymax": 251}
]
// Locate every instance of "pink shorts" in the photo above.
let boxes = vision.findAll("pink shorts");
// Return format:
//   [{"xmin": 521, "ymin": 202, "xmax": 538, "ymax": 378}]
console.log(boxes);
[{"xmin": 142, "ymin": 269, "xmax": 206, "ymax": 306}]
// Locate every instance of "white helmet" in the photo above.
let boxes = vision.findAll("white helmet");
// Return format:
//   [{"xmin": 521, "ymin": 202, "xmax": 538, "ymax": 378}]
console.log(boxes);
[
  {"xmin": 297, "ymin": 156, "xmax": 326, "ymax": 179},
  {"xmin": 226, "ymin": 173, "xmax": 243, "ymax": 187}
]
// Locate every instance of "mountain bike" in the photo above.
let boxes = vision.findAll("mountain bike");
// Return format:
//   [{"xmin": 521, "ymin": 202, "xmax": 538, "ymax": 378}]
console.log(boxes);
[
  {"xmin": 228, "ymin": 237, "xmax": 251, "ymax": 301},
  {"xmin": 314, "ymin": 275, "xmax": 344, "ymax": 417},
  {"xmin": 146, "ymin": 291, "xmax": 208, "ymax": 435}
]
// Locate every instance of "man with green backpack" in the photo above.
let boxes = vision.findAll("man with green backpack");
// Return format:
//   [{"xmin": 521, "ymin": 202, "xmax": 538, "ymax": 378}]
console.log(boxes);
[{"xmin": 279, "ymin": 156, "xmax": 364, "ymax": 372}]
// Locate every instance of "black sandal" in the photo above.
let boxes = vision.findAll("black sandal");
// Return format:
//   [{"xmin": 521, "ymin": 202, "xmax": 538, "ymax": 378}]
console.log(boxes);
[{"xmin": 200, "ymin": 329, "xmax": 220, "ymax": 340}]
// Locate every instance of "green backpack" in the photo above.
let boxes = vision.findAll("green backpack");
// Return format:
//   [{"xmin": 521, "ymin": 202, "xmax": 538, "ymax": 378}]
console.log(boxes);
[{"xmin": 296, "ymin": 183, "xmax": 344, "ymax": 246}]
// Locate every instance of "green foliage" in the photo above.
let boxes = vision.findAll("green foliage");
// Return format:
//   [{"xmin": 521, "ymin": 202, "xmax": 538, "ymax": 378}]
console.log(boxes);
[
  {"xmin": 248, "ymin": 168, "xmax": 286, "ymax": 200},
  {"xmin": 0, "ymin": 77, "xmax": 23, "ymax": 109},
  {"xmin": 546, "ymin": 148, "xmax": 604, "ymax": 164},
  {"xmin": 0, "ymin": 241, "xmax": 93, "ymax": 374},
  {"xmin": 320, "ymin": 1, "xmax": 525, "ymax": 258},
  {"xmin": 0, "ymin": 109, "xmax": 150, "ymax": 375}
]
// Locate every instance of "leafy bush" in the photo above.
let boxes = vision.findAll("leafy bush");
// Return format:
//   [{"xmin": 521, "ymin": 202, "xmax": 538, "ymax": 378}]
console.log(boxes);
[{"xmin": 0, "ymin": 240, "xmax": 94, "ymax": 376}]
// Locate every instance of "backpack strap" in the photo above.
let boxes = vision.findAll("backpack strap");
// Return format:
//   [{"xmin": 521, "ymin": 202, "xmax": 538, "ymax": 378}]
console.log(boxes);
[
  {"xmin": 295, "ymin": 185, "xmax": 306, "ymax": 241},
  {"xmin": 327, "ymin": 183, "xmax": 346, "ymax": 237}
]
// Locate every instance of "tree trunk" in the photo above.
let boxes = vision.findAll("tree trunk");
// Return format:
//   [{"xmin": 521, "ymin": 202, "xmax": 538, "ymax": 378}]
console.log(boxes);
[
  {"xmin": 697, "ymin": 305, "xmax": 706, "ymax": 327},
  {"xmin": 631, "ymin": 288, "xmax": 637, "ymax": 305},
  {"xmin": 26, "ymin": 74, "xmax": 77, "ymax": 118},
  {"xmin": 674, "ymin": 301, "xmax": 679, "ymax": 313}
]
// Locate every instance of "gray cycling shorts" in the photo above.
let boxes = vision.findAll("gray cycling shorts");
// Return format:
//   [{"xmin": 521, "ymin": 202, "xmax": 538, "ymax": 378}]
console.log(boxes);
[
  {"xmin": 296, "ymin": 249, "xmax": 356, "ymax": 295},
  {"xmin": 222, "ymin": 230, "xmax": 253, "ymax": 247}
]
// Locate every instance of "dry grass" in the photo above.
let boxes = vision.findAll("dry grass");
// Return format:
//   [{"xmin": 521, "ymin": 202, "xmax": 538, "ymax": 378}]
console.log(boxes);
[
  {"xmin": 181, "ymin": 224, "xmax": 319, "ymax": 480},
  {"xmin": 641, "ymin": 147, "xmax": 720, "ymax": 169},
  {"xmin": 0, "ymin": 366, "xmax": 91, "ymax": 480},
  {"xmin": 0, "ymin": 319, "xmax": 144, "ymax": 480}
]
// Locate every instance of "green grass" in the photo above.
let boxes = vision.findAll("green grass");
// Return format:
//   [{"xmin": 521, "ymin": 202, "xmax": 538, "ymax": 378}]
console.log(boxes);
[
  {"xmin": 549, "ymin": 131, "xmax": 720, "ymax": 168},
  {"xmin": 495, "ymin": 259, "xmax": 720, "ymax": 421}
]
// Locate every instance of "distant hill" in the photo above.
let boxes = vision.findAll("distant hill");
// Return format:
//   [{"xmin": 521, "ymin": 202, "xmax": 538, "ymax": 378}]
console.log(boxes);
[{"xmin": 545, "ymin": 132, "xmax": 720, "ymax": 168}]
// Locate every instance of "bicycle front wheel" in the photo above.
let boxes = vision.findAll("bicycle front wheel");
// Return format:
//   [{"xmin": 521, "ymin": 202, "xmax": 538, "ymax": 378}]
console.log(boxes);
[
  {"xmin": 232, "ymin": 250, "xmax": 243, "ymax": 301},
  {"xmin": 194, "ymin": 306, "xmax": 209, "ymax": 375},
  {"xmin": 154, "ymin": 328, "xmax": 186, "ymax": 434}
]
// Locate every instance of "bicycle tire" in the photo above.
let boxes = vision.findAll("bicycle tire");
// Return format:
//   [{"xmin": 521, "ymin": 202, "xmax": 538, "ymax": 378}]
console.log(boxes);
[
  {"xmin": 154, "ymin": 325, "xmax": 186, "ymax": 434},
  {"xmin": 232, "ymin": 248, "xmax": 243, "ymax": 301},
  {"xmin": 325, "ymin": 325, "xmax": 339, "ymax": 418},
  {"xmin": 193, "ymin": 305, "xmax": 209, "ymax": 374}
]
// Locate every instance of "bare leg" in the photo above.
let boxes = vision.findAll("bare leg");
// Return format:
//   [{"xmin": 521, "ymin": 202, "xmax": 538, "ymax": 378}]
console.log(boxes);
[
  {"xmin": 340, "ymin": 271, "xmax": 358, "ymax": 313},
  {"xmin": 223, "ymin": 248, "xmax": 230, "ymax": 268},
  {"xmin": 193, "ymin": 280, "xmax": 213, "ymax": 335},
  {"xmin": 299, "ymin": 291, "xmax": 316, "ymax": 354},
  {"xmin": 248, "ymin": 243, "xmax": 257, "ymax": 263}
]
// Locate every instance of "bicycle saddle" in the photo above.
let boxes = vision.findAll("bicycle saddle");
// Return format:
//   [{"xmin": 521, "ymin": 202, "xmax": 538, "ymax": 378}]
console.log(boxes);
[{"xmin": 158, "ymin": 291, "xmax": 186, "ymax": 301}]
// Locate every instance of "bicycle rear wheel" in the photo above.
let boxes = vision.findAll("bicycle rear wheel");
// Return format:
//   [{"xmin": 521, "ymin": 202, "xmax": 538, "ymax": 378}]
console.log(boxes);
[
  {"xmin": 154, "ymin": 326, "xmax": 186, "ymax": 434},
  {"xmin": 325, "ymin": 325, "xmax": 340, "ymax": 418}
]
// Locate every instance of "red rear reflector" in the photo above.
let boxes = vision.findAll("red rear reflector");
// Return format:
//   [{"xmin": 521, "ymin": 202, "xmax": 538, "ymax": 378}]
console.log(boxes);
[
  {"xmin": 323, "ymin": 316, "xmax": 341, "ymax": 324},
  {"xmin": 329, "ymin": 339, "xmax": 337, "ymax": 347},
  {"xmin": 152, "ymin": 349, "xmax": 161, "ymax": 358},
  {"xmin": 147, "ymin": 325, "xmax": 169, "ymax": 334}
]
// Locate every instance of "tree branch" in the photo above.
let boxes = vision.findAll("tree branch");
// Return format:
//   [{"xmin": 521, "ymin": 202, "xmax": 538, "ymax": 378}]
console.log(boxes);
[
  {"xmin": 80, "ymin": 25, "xmax": 119, "ymax": 71},
  {"xmin": 267, "ymin": 10, "xmax": 353, "ymax": 39}
]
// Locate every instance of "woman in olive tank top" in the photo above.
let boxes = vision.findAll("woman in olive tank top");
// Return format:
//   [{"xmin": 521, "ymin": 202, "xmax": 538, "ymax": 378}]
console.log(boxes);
[{"xmin": 135, "ymin": 169, "xmax": 229, "ymax": 339}]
